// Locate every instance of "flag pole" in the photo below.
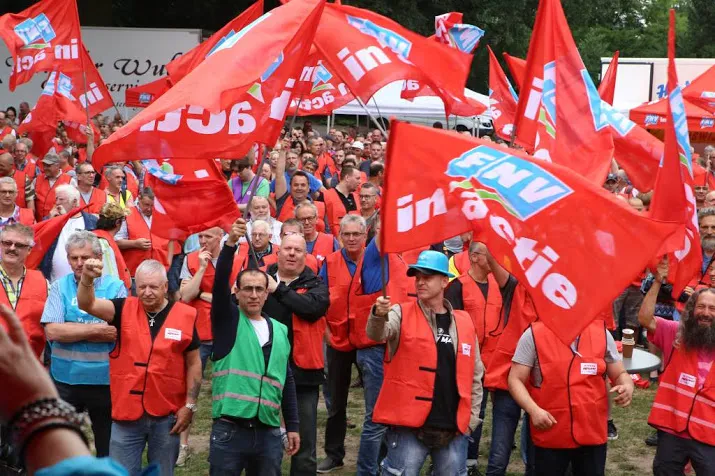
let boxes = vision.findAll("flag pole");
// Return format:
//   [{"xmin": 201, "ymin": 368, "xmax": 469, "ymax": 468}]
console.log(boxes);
[
  {"xmin": 355, "ymin": 96, "xmax": 387, "ymax": 137},
  {"xmin": 370, "ymin": 97, "xmax": 388, "ymax": 133}
]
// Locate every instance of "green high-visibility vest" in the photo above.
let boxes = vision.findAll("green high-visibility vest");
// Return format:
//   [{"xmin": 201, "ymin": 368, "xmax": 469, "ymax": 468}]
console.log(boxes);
[{"xmin": 212, "ymin": 311, "xmax": 290, "ymax": 427}]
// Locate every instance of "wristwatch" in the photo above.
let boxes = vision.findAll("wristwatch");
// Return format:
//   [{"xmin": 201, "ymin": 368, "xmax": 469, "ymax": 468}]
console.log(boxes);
[{"xmin": 185, "ymin": 403, "xmax": 198, "ymax": 413}]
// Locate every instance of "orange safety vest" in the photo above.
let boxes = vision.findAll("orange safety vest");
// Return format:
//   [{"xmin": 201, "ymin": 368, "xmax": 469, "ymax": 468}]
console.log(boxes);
[
  {"xmin": 0, "ymin": 270, "xmax": 47, "ymax": 360},
  {"xmin": 452, "ymin": 251, "xmax": 471, "ymax": 277},
  {"xmin": 17, "ymin": 160, "xmax": 37, "ymax": 180},
  {"xmin": 309, "ymin": 232, "xmax": 336, "ymax": 267},
  {"xmin": 81, "ymin": 187, "xmax": 108, "ymax": 215},
  {"xmin": 17, "ymin": 208, "xmax": 35, "ymax": 226},
  {"xmin": 324, "ymin": 250, "xmax": 357, "ymax": 351},
  {"xmin": 648, "ymin": 346, "xmax": 715, "ymax": 445},
  {"xmin": 458, "ymin": 273, "xmax": 503, "ymax": 367},
  {"xmin": 236, "ymin": 242, "xmax": 280, "ymax": 271},
  {"xmin": 11, "ymin": 170, "xmax": 26, "ymax": 208},
  {"xmin": 529, "ymin": 320, "xmax": 608, "ymax": 449},
  {"xmin": 186, "ymin": 251, "xmax": 242, "ymax": 341},
  {"xmin": 372, "ymin": 301, "xmax": 476, "ymax": 433},
  {"xmin": 276, "ymin": 196, "xmax": 326, "ymax": 233},
  {"xmin": 323, "ymin": 188, "xmax": 359, "ymax": 236},
  {"xmin": 484, "ymin": 284, "xmax": 538, "ymax": 391},
  {"xmin": 109, "ymin": 298, "xmax": 197, "ymax": 421},
  {"xmin": 291, "ymin": 287, "xmax": 327, "ymax": 370},
  {"xmin": 34, "ymin": 173, "xmax": 72, "ymax": 221},
  {"xmin": 92, "ymin": 229, "xmax": 132, "ymax": 290},
  {"xmin": 122, "ymin": 211, "xmax": 170, "ymax": 275},
  {"xmin": 261, "ymin": 253, "xmax": 319, "ymax": 274}
]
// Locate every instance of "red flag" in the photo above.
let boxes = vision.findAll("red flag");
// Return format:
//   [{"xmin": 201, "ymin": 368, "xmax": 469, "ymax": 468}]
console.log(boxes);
[
  {"xmin": 682, "ymin": 64, "xmax": 715, "ymax": 115},
  {"xmin": 313, "ymin": 3, "xmax": 475, "ymax": 117},
  {"xmin": 381, "ymin": 121, "xmax": 680, "ymax": 345},
  {"xmin": 513, "ymin": 0, "xmax": 614, "ymax": 185},
  {"xmin": 503, "ymin": 53, "xmax": 526, "ymax": 90},
  {"xmin": 125, "ymin": 77, "xmax": 172, "ymax": 108},
  {"xmin": 165, "ymin": 0, "xmax": 264, "ymax": 84},
  {"xmin": 648, "ymin": 10, "xmax": 701, "ymax": 295},
  {"xmin": 92, "ymin": 0, "xmax": 325, "ymax": 170},
  {"xmin": 488, "ymin": 46, "xmax": 519, "ymax": 141},
  {"xmin": 17, "ymin": 111, "xmax": 56, "ymax": 157},
  {"xmin": 598, "ymin": 51, "xmax": 619, "ymax": 106},
  {"xmin": 75, "ymin": 44, "xmax": 115, "ymax": 117},
  {"xmin": 0, "ymin": 0, "xmax": 83, "ymax": 91},
  {"xmin": 143, "ymin": 160, "xmax": 240, "ymax": 240},
  {"xmin": 27, "ymin": 205, "xmax": 89, "ymax": 269}
]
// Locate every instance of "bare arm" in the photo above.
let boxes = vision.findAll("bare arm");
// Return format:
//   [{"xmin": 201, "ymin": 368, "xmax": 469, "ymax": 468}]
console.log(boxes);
[
  {"xmin": 639, "ymin": 258, "xmax": 667, "ymax": 334},
  {"xmin": 508, "ymin": 362, "xmax": 558, "ymax": 431},
  {"xmin": 44, "ymin": 322, "xmax": 116, "ymax": 343},
  {"xmin": 185, "ymin": 349, "xmax": 202, "ymax": 405},
  {"xmin": 275, "ymin": 146, "xmax": 288, "ymax": 200},
  {"xmin": 607, "ymin": 360, "xmax": 634, "ymax": 407},
  {"xmin": 76, "ymin": 261, "xmax": 117, "ymax": 323},
  {"xmin": 86, "ymin": 126, "xmax": 95, "ymax": 163},
  {"xmin": 180, "ymin": 252, "xmax": 210, "ymax": 303},
  {"xmin": 486, "ymin": 250, "xmax": 510, "ymax": 288}
]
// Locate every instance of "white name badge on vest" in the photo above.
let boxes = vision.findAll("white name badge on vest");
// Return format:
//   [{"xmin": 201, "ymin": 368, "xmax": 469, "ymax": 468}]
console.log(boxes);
[
  {"xmin": 165, "ymin": 328, "xmax": 182, "ymax": 341},
  {"xmin": 678, "ymin": 372, "xmax": 697, "ymax": 388},
  {"xmin": 461, "ymin": 343, "xmax": 471, "ymax": 356},
  {"xmin": 580, "ymin": 363, "xmax": 598, "ymax": 375}
]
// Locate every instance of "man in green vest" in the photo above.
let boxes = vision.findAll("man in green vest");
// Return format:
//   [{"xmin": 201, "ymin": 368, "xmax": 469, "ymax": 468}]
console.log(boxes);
[{"xmin": 209, "ymin": 218, "xmax": 300, "ymax": 475}]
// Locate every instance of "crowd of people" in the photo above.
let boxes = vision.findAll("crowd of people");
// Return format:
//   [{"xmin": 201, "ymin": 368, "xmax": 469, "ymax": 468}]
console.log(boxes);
[{"xmin": 0, "ymin": 106, "xmax": 712, "ymax": 476}]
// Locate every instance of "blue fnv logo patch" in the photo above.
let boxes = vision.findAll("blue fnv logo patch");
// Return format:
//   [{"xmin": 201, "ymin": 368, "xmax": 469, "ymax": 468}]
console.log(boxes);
[
  {"xmin": 14, "ymin": 13, "xmax": 56, "ymax": 48},
  {"xmin": 701, "ymin": 118, "xmax": 714, "ymax": 129},
  {"xmin": 207, "ymin": 13, "xmax": 272, "ymax": 58},
  {"xmin": 346, "ymin": 15, "xmax": 412, "ymax": 59},
  {"xmin": 448, "ymin": 24, "xmax": 484, "ymax": 53},
  {"xmin": 644, "ymin": 114, "xmax": 660, "ymax": 126},
  {"xmin": 311, "ymin": 64, "xmax": 333, "ymax": 92},
  {"xmin": 446, "ymin": 145, "xmax": 572, "ymax": 221}
]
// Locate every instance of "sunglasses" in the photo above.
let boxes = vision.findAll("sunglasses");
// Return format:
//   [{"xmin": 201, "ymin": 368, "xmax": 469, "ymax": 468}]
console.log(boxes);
[{"xmin": 1, "ymin": 240, "xmax": 31, "ymax": 250}]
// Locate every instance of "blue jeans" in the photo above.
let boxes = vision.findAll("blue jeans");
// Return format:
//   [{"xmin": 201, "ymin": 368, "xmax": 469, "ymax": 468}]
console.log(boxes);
[
  {"xmin": 208, "ymin": 419, "xmax": 283, "ymax": 475},
  {"xmin": 486, "ymin": 390, "xmax": 524, "ymax": 476},
  {"xmin": 110, "ymin": 414, "xmax": 179, "ymax": 476},
  {"xmin": 381, "ymin": 427, "xmax": 468, "ymax": 476},
  {"xmin": 199, "ymin": 341, "xmax": 213, "ymax": 375},
  {"xmin": 467, "ymin": 391, "xmax": 489, "ymax": 460},
  {"xmin": 356, "ymin": 345, "xmax": 387, "ymax": 476}
]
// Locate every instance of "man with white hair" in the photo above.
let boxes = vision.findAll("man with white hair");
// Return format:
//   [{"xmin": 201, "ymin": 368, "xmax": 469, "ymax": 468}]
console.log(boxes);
[
  {"xmin": 0, "ymin": 151, "xmax": 34, "ymax": 212},
  {"xmin": 295, "ymin": 202, "xmax": 339, "ymax": 269},
  {"xmin": 244, "ymin": 195, "xmax": 282, "ymax": 245},
  {"xmin": 14, "ymin": 137, "xmax": 38, "ymax": 178},
  {"xmin": 236, "ymin": 219, "xmax": 280, "ymax": 270},
  {"xmin": 77, "ymin": 258, "xmax": 202, "ymax": 476},
  {"xmin": 34, "ymin": 153, "xmax": 72, "ymax": 221},
  {"xmin": 39, "ymin": 184, "xmax": 98, "ymax": 282},
  {"xmin": 0, "ymin": 177, "xmax": 34, "ymax": 227}
]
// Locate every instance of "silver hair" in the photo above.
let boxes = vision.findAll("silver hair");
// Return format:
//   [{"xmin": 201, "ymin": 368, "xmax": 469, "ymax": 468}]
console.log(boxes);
[
  {"xmin": 104, "ymin": 165, "xmax": 123, "ymax": 179},
  {"xmin": 704, "ymin": 145, "xmax": 715, "ymax": 155},
  {"xmin": 698, "ymin": 207, "xmax": 715, "ymax": 223},
  {"xmin": 252, "ymin": 219, "xmax": 271, "ymax": 235},
  {"xmin": 0, "ymin": 176, "xmax": 18, "ymax": 192},
  {"xmin": 136, "ymin": 259, "xmax": 168, "ymax": 282},
  {"xmin": 65, "ymin": 230, "xmax": 102, "ymax": 256},
  {"xmin": 340, "ymin": 214, "xmax": 366, "ymax": 233},
  {"xmin": 55, "ymin": 184, "xmax": 80, "ymax": 206},
  {"xmin": 18, "ymin": 137, "xmax": 33, "ymax": 151},
  {"xmin": 0, "ymin": 223, "xmax": 34, "ymax": 246},
  {"xmin": 294, "ymin": 201, "xmax": 318, "ymax": 217},
  {"xmin": 469, "ymin": 241, "xmax": 484, "ymax": 254}
]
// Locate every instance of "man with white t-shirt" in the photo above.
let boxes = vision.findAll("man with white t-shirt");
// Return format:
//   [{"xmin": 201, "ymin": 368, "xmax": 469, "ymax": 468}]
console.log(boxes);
[{"xmin": 39, "ymin": 184, "xmax": 98, "ymax": 282}]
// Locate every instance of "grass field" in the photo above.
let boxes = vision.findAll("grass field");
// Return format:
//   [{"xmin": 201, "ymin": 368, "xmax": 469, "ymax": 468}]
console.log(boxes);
[{"xmin": 173, "ymin": 369, "xmax": 659, "ymax": 476}]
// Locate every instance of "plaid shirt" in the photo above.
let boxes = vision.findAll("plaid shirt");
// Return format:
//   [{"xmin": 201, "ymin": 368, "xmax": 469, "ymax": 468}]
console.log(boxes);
[
  {"xmin": 0, "ymin": 206, "xmax": 22, "ymax": 230},
  {"xmin": 0, "ymin": 263, "xmax": 25, "ymax": 309}
]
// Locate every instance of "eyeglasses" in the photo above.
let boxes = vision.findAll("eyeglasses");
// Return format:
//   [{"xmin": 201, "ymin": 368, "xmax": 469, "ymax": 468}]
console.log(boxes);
[
  {"xmin": 341, "ymin": 232, "xmax": 365, "ymax": 239},
  {"xmin": 298, "ymin": 216, "xmax": 317, "ymax": 223},
  {"xmin": 359, "ymin": 194, "xmax": 376, "ymax": 200},
  {"xmin": 1, "ymin": 240, "xmax": 30, "ymax": 250},
  {"xmin": 0, "ymin": 190, "xmax": 16, "ymax": 195},
  {"xmin": 79, "ymin": 170, "xmax": 96, "ymax": 175}
]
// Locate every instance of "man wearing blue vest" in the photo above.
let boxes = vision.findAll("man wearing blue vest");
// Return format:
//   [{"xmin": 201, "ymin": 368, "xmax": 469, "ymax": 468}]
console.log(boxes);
[{"xmin": 41, "ymin": 230, "xmax": 127, "ymax": 457}]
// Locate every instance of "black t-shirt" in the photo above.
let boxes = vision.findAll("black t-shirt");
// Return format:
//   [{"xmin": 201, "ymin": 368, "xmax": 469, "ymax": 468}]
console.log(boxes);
[
  {"xmin": 424, "ymin": 312, "xmax": 459, "ymax": 431},
  {"xmin": 110, "ymin": 298, "xmax": 200, "ymax": 351},
  {"xmin": 336, "ymin": 188, "xmax": 357, "ymax": 212}
]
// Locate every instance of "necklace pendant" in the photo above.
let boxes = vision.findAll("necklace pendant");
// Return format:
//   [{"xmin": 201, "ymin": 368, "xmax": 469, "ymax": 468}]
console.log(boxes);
[{"xmin": 149, "ymin": 318, "xmax": 155, "ymax": 327}]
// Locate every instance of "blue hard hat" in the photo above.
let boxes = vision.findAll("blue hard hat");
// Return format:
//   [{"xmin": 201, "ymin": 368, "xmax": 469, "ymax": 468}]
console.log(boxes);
[{"xmin": 407, "ymin": 250, "xmax": 455, "ymax": 278}]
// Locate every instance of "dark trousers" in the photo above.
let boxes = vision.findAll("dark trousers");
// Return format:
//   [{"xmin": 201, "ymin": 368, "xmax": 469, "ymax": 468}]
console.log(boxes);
[
  {"xmin": 653, "ymin": 430, "xmax": 715, "ymax": 476},
  {"xmin": 55, "ymin": 381, "xmax": 112, "ymax": 457},
  {"xmin": 208, "ymin": 419, "xmax": 283, "ymax": 476},
  {"xmin": 291, "ymin": 385, "xmax": 319, "ymax": 476},
  {"xmin": 534, "ymin": 444, "xmax": 607, "ymax": 476},
  {"xmin": 324, "ymin": 345, "xmax": 356, "ymax": 463}
]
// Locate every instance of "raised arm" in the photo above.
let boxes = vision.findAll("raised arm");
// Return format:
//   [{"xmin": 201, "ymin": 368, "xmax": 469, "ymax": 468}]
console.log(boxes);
[
  {"xmin": 275, "ymin": 141, "xmax": 289, "ymax": 200},
  {"xmin": 486, "ymin": 248, "xmax": 511, "ymax": 288},
  {"xmin": 638, "ymin": 257, "xmax": 668, "ymax": 334},
  {"xmin": 76, "ymin": 258, "xmax": 117, "ymax": 322},
  {"xmin": 180, "ymin": 252, "xmax": 210, "ymax": 303}
]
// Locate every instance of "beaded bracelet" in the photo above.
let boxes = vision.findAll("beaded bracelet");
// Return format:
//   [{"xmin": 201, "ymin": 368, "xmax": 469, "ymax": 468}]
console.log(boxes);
[{"xmin": 8, "ymin": 398, "xmax": 87, "ymax": 455}]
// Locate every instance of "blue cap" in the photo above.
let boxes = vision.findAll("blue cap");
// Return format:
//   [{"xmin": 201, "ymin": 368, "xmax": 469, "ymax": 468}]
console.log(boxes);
[{"xmin": 407, "ymin": 250, "xmax": 455, "ymax": 278}]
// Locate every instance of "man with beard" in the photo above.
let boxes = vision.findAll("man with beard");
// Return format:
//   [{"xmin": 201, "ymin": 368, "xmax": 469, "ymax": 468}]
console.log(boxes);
[
  {"xmin": 639, "ymin": 258, "xmax": 715, "ymax": 475},
  {"xmin": 699, "ymin": 208, "xmax": 715, "ymax": 275}
]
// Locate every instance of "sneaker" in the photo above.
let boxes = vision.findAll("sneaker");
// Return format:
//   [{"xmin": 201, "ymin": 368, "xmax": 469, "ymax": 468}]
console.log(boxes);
[
  {"xmin": 645, "ymin": 432, "xmax": 658, "ymax": 447},
  {"xmin": 317, "ymin": 458, "xmax": 344, "ymax": 473},
  {"xmin": 607, "ymin": 420, "xmax": 618, "ymax": 441},
  {"xmin": 347, "ymin": 418, "xmax": 357, "ymax": 430},
  {"xmin": 467, "ymin": 460, "xmax": 482, "ymax": 476},
  {"xmin": 175, "ymin": 444, "xmax": 190, "ymax": 467}
]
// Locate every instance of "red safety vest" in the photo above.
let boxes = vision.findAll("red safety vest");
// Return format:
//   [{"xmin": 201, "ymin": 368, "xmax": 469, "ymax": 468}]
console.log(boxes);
[
  {"xmin": 11, "ymin": 170, "xmax": 26, "ymax": 208},
  {"xmin": 0, "ymin": 270, "xmax": 47, "ymax": 360},
  {"xmin": 310, "ymin": 232, "xmax": 336, "ymax": 267},
  {"xmin": 16, "ymin": 160, "xmax": 37, "ymax": 180},
  {"xmin": 34, "ymin": 173, "xmax": 72, "ymax": 221},
  {"xmin": 109, "ymin": 298, "xmax": 197, "ymax": 421},
  {"xmin": 236, "ymin": 242, "xmax": 280, "ymax": 271},
  {"xmin": 92, "ymin": 230, "xmax": 132, "ymax": 290},
  {"xmin": 529, "ymin": 320, "xmax": 608, "ymax": 449},
  {"xmin": 186, "ymin": 251, "xmax": 242, "ymax": 341},
  {"xmin": 458, "ymin": 273, "xmax": 503, "ymax": 367},
  {"xmin": 261, "ymin": 253, "xmax": 319, "ymax": 274},
  {"xmin": 324, "ymin": 250, "xmax": 357, "ymax": 351},
  {"xmin": 484, "ymin": 284, "xmax": 538, "ymax": 391},
  {"xmin": 323, "ymin": 188, "xmax": 359, "ymax": 236},
  {"xmin": 81, "ymin": 187, "xmax": 108, "ymax": 214},
  {"xmin": 276, "ymin": 196, "xmax": 326, "ymax": 233},
  {"xmin": 372, "ymin": 301, "xmax": 476, "ymax": 433},
  {"xmin": 648, "ymin": 346, "xmax": 715, "ymax": 445},
  {"xmin": 451, "ymin": 251, "xmax": 470, "ymax": 277},
  {"xmin": 17, "ymin": 208, "xmax": 34, "ymax": 226},
  {"xmin": 291, "ymin": 287, "xmax": 327, "ymax": 370},
  {"xmin": 122, "ymin": 211, "xmax": 170, "ymax": 275}
]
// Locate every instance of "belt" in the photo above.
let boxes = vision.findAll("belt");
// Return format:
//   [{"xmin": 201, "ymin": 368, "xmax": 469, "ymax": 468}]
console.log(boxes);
[{"xmin": 217, "ymin": 416, "xmax": 275, "ymax": 430}]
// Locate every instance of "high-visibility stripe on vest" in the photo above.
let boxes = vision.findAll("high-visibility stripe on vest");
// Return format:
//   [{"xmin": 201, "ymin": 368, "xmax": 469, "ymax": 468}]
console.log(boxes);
[
  {"xmin": 109, "ymin": 298, "xmax": 196, "ymax": 421},
  {"xmin": 186, "ymin": 250, "xmax": 242, "ymax": 341},
  {"xmin": 648, "ymin": 346, "xmax": 715, "ymax": 445},
  {"xmin": 93, "ymin": 229, "xmax": 131, "ymax": 290},
  {"xmin": 458, "ymin": 273, "xmax": 503, "ymax": 367},
  {"xmin": 448, "ymin": 251, "xmax": 471, "ymax": 282},
  {"xmin": 81, "ymin": 187, "xmax": 109, "ymax": 214},
  {"xmin": 323, "ymin": 188, "xmax": 359, "ymax": 236},
  {"xmin": 35, "ymin": 173, "xmax": 72, "ymax": 221},
  {"xmin": 276, "ymin": 196, "xmax": 326, "ymax": 233},
  {"xmin": 529, "ymin": 320, "xmax": 608, "ymax": 449},
  {"xmin": 372, "ymin": 301, "xmax": 476, "ymax": 433},
  {"xmin": 484, "ymin": 284, "xmax": 538, "ymax": 391},
  {"xmin": 122, "ymin": 211, "xmax": 170, "ymax": 275},
  {"xmin": 51, "ymin": 274, "xmax": 125, "ymax": 386},
  {"xmin": 0, "ymin": 269, "xmax": 46, "ymax": 360},
  {"xmin": 310, "ymin": 232, "xmax": 336, "ymax": 267},
  {"xmin": 12, "ymin": 170, "xmax": 26, "ymax": 208},
  {"xmin": 212, "ymin": 312, "xmax": 290, "ymax": 426}
]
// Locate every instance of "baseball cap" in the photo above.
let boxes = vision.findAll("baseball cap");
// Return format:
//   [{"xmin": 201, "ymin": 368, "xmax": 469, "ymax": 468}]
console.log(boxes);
[
  {"xmin": 42, "ymin": 153, "xmax": 60, "ymax": 165},
  {"xmin": 351, "ymin": 141, "xmax": 364, "ymax": 151}
]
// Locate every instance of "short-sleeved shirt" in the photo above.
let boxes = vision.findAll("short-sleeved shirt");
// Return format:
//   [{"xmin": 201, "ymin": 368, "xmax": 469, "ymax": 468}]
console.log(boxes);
[
  {"xmin": 229, "ymin": 177, "xmax": 270, "ymax": 200},
  {"xmin": 512, "ymin": 327, "xmax": 620, "ymax": 387},
  {"xmin": 270, "ymin": 172, "xmax": 323, "ymax": 195},
  {"xmin": 648, "ymin": 317, "xmax": 714, "ymax": 388}
]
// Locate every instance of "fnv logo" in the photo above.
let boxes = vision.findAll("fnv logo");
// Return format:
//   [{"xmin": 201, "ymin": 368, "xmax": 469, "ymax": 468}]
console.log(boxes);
[
  {"xmin": 644, "ymin": 114, "xmax": 660, "ymax": 126},
  {"xmin": 14, "ymin": 14, "xmax": 56, "ymax": 48},
  {"xmin": 445, "ymin": 145, "xmax": 572, "ymax": 221},
  {"xmin": 345, "ymin": 15, "xmax": 412, "ymax": 59},
  {"xmin": 700, "ymin": 118, "xmax": 714, "ymax": 129}
]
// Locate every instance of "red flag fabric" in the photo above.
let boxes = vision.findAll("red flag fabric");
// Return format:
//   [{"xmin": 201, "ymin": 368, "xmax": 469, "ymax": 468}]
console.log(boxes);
[
  {"xmin": 598, "ymin": 51, "xmax": 619, "ymax": 106},
  {"xmin": 92, "ymin": 0, "xmax": 325, "ymax": 170},
  {"xmin": 380, "ymin": 121, "xmax": 680, "ymax": 345},
  {"xmin": 142, "ymin": 160, "xmax": 240, "ymax": 241},
  {"xmin": 503, "ymin": 53, "xmax": 526, "ymax": 90},
  {"xmin": 75, "ymin": 44, "xmax": 114, "ymax": 117},
  {"xmin": 17, "ymin": 111, "xmax": 56, "ymax": 157},
  {"xmin": 488, "ymin": 46, "xmax": 519, "ymax": 141},
  {"xmin": 682, "ymin": 64, "xmax": 715, "ymax": 115},
  {"xmin": 0, "ymin": 0, "xmax": 83, "ymax": 91},
  {"xmin": 513, "ymin": 0, "xmax": 614, "ymax": 185},
  {"xmin": 165, "ymin": 0, "xmax": 264, "ymax": 84},
  {"xmin": 27, "ymin": 205, "xmax": 89, "ymax": 269},
  {"xmin": 629, "ymin": 95, "xmax": 715, "ymax": 131},
  {"xmin": 313, "ymin": 3, "xmax": 475, "ymax": 117},
  {"xmin": 648, "ymin": 10, "xmax": 701, "ymax": 295},
  {"xmin": 125, "ymin": 77, "xmax": 172, "ymax": 108}
]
